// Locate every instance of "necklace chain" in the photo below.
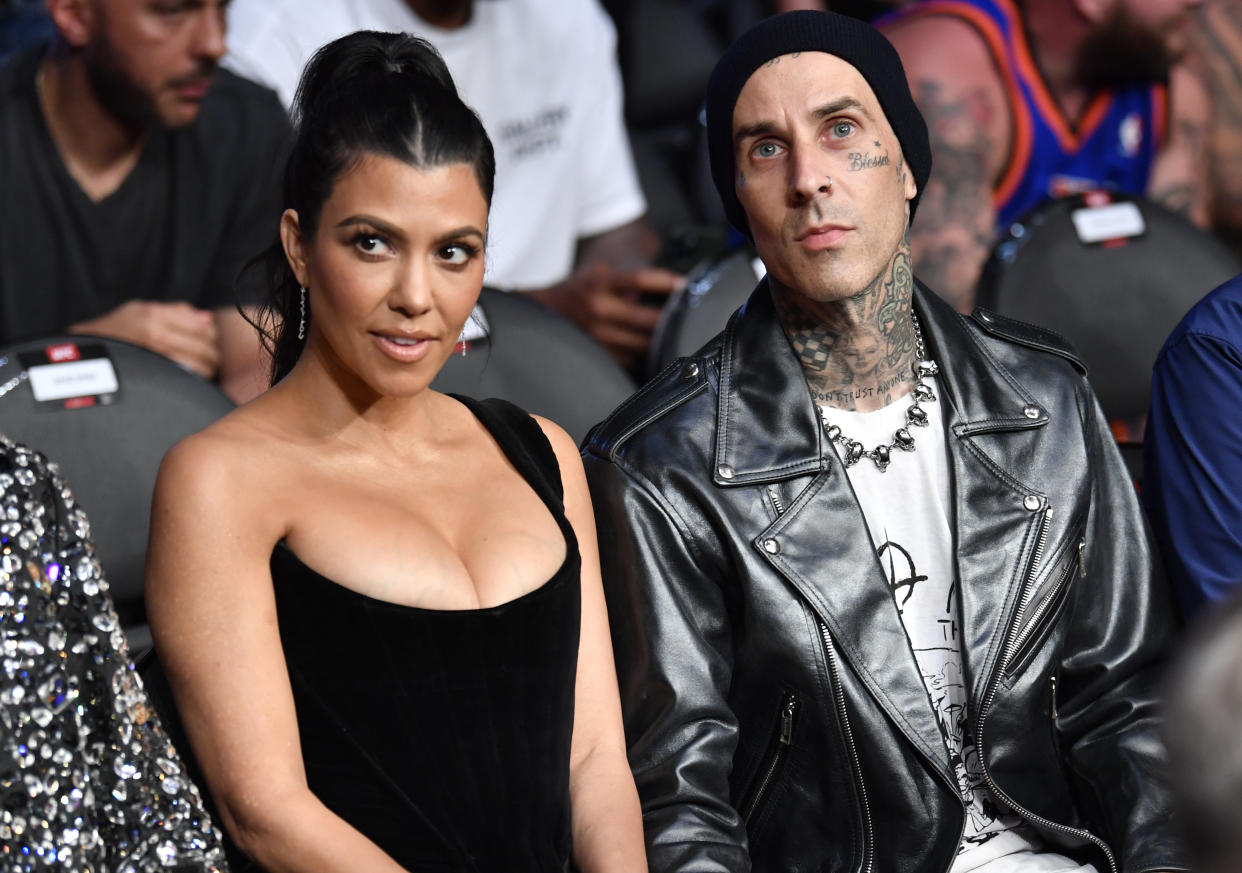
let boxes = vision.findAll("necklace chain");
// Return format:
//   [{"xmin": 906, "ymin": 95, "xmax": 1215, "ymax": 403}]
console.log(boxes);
[{"xmin": 818, "ymin": 312, "xmax": 939, "ymax": 473}]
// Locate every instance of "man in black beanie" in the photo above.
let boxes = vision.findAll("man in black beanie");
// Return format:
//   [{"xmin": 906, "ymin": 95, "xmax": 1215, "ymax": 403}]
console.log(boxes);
[{"xmin": 583, "ymin": 10, "xmax": 1184, "ymax": 873}]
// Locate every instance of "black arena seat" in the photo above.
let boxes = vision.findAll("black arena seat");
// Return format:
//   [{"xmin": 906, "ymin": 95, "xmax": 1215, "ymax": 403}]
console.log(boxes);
[
  {"xmin": 977, "ymin": 192, "xmax": 1241, "ymax": 424},
  {"xmin": 433, "ymin": 287, "xmax": 638, "ymax": 443},
  {"xmin": 647, "ymin": 247, "xmax": 765, "ymax": 376},
  {"xmin": 0, "ymin": 335, "xmax": 234, "ymax": 646}
]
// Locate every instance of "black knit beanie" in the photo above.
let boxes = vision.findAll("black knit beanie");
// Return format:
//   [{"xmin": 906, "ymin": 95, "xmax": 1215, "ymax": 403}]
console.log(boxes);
[{"xmin": 705, "ymin": 10, "xmax": 932, "ymax": 236}]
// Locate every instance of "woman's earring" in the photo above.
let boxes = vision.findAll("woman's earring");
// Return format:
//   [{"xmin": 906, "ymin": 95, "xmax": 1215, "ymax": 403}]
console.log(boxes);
[
  {"xmin": 458, "ymin": 327, "xmax": 467, "ymax": 357},
  {"xmin": 298, "ymin": 286, "xmax": 307, "ymax": 341}
]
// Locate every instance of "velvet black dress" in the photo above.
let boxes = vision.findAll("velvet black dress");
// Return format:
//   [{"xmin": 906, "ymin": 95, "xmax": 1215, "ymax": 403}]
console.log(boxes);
[{"xmin": 256, "ymin": 397, "xmax": 581, "ymax": 872}]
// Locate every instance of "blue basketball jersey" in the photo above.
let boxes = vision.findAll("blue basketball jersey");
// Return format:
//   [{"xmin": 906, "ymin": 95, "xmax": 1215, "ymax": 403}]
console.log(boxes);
[{"xmin": 882, "ymin": 0, "xmax": 1167, "ymax": 228}]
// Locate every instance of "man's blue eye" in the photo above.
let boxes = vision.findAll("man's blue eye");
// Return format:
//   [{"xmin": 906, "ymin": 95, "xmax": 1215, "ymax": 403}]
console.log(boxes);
[
  {"xmin": 756, "ymin": 142, "xmax": 780, "ymax": 158},
  {"xmin": 833, "ymin": 121, "xmax": 855, "ymax": 138}
]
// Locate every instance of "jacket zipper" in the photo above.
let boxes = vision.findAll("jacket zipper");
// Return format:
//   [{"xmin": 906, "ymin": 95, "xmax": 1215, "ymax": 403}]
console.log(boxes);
[
  {"xmin": 820, "ymin": 623, "xmax": 873, "ymax": 873},
  {"xmin": 768, "ymin": 486, "xmax": 786, "ymax": 517},
  {"xmin": 1007, "ymin": 508, "xmax": 1054, "ymax": 655},
  {"xmin": 1005, "ymin": 536, "xmax": 1083, "ymax": 673},
  {"xmin": 976, "ymin": 510, "xmax": 1117, "ymax": 873},
  {"xmin": 742, "ymin": 695, "xmax": 798, "ymax": 824}
]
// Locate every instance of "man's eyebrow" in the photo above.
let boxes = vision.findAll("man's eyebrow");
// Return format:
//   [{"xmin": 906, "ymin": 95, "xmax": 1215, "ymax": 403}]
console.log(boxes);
[
  {"xmin": 734, "ymin": 97, "xmax": 871, "ymax": 146},
  {"xmin": 734, "ymin": 120, "xmax": 776, "ymax": 147},
  {"xmin": 812, "ymin": 97, "xmax": 868, "ymax": 120}
]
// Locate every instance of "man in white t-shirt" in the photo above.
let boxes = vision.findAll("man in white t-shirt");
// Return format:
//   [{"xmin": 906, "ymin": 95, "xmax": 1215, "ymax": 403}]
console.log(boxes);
[
  {"xmin": 583, "ymin": 11, "xmax": 1185, "ymax": 873},
  {"xmin": 224, "ymin": 0, "xmax": 681, "ymax": 369}
]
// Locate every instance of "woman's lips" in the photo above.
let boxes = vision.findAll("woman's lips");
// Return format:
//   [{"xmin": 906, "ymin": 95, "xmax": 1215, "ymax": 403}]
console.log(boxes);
[{"xmin": 371, "ymin": 332, "xmax": 434, "ymax": 363}]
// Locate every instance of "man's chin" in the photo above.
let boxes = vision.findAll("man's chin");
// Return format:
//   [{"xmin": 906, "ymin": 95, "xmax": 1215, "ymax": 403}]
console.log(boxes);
[
  {"xmin": 1076, "ymin": 9, "xmax": 1177, "ymax": 88},
  {"xmin": 153, "ymin": 97, "xmax": 207, "ymax": 130},
  {"xmin": 151, "ymin": 72, "xmax": 216, "ymax": 129},
  {"xmin": 770, "ymin": 274, "xmax": 865, "ymax": 308}
]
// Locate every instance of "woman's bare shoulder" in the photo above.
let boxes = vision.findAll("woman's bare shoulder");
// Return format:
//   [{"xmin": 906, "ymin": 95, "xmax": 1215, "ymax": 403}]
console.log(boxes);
[
  {"xmin": 530, "ymin": 414, "xmax": 590, "ymax": 499},
  {"xmin": 530, "ymin": 414, "xmax": 580, "ymax": 463},
  {"xmin": 163, "ymin": 404, "xmax": 278, "ymax": 476},
  {"xmin": 154, "ymin": 400, "xmax": 303, "ymax": 535}
]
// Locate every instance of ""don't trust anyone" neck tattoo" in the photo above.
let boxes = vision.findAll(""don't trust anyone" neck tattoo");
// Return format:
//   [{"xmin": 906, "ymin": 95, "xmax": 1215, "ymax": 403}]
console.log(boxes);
[{"xmin": 818, "ymin": 311, "xmax": 939, "ymax": 472}]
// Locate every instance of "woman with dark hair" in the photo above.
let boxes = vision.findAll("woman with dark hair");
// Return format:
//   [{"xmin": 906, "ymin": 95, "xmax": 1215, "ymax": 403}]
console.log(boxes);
[{"xmin": 144, "ymin": 31, "xmax": 645, "ymax": 873}]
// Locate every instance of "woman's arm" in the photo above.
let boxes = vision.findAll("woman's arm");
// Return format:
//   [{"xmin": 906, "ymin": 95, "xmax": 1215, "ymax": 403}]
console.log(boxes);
[
  {"xmin": 537, "ymin": 418, "xmax": 647, "ymax": 873},
  {"xmin": 145, "ymin": 435, "xmax": 409, "ymax": 873}
]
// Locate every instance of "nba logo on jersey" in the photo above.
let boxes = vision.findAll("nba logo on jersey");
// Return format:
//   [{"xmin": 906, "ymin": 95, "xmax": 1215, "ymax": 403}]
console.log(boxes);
[{"xmin": 1119, "ymin": 113, "xmax": 1143, "ymax": 158}]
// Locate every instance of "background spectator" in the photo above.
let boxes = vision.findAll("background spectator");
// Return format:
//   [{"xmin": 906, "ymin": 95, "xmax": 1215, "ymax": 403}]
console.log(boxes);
[
  {"xmin": 1189, "ymin": 0, "xmax": 1242, "ymax": 259},
  {"xmin": 0, "ymin": 0, "xmax": 291, "ymax": 403},
  {"xmin": 1144, "ymin": 272, "xmax": 1242, "ymax": 619},
  {"xmin": 882, "ymin": 0, "xmax": 1210, "ymax": 311}
]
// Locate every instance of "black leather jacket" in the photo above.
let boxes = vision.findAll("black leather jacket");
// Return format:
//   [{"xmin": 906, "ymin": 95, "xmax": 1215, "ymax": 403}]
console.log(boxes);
[{"xmin": 583, "ymin": 282, "xmax": 1184, "ymax": 873}]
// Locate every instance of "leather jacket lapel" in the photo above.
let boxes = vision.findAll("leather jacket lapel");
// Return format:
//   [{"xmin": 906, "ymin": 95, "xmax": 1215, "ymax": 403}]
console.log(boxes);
[
  {"xmin": 759, "ymin": 469, "xmax": 958, "ymax": 786},
  {"xmin": 915, "ymin": 289, "xmax": 1054, "ymax": 703},
  {"xmin": 712, "ymin": 280, "xmax": 827, "ymax": 485}
]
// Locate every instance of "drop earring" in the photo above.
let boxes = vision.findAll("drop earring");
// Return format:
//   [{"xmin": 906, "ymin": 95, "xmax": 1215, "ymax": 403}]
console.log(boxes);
[
  {"xmin": 298, "ymin": 286, "xmax": 307, "ymax": 340},
  {"xmin": 458, "ymin": 327, "xmax": 467, "ymax": 357}
]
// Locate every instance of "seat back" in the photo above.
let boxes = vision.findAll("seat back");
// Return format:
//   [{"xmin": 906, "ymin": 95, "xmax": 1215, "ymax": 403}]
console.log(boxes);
[
  {"xmin": 0, "ymin": 336, "xmax": 234, "ymax": 625},
  {"xmin": 432, "ymin": 287, "xmax": 638, "ymax": 442},
  {"xmin": 977, "ymin": 192, "xmax": 1241, "ymax": 421},
  {"xmin": 647, "ymin": 247, "xmax": 765, "ymax": 375}
]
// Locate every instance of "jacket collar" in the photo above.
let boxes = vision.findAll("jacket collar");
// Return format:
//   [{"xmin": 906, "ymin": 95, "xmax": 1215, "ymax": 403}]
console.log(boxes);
[{"xmin": 712, "ymin": 279, "xmax": 1047, "ymax": 484}]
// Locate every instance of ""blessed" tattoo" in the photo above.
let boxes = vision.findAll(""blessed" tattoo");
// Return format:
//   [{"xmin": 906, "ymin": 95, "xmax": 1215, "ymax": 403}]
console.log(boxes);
[{"xmin": 849, "ymin": 151, "xmax": 891, "ymax": 171}]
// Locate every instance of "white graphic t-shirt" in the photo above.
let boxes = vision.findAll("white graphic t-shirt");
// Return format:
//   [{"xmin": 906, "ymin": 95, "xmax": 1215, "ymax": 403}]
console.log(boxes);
[{"xmin": 823, "ymin": 383, "xmax": 1094, "ymax": 873}]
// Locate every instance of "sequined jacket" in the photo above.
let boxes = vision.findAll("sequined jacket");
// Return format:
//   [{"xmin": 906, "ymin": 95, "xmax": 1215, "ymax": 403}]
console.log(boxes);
[
  {"xmin": 582, "ymin": 282, "xmax": 1184, "ymax": 873},
  {"xmin": 0, "ymin": 435, "xmax": 227, "ymax": 872}
]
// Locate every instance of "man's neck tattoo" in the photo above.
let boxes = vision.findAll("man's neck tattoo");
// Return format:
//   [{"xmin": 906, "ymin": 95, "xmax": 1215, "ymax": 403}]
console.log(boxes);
[{"xmin": 773, "ymin": 239, "xmax": 918, "ymax": 412}]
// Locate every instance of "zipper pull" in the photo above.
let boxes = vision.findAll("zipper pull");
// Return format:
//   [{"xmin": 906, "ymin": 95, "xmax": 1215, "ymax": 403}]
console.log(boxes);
[
  {"xmin": 1050, "ymin": 675, "xmax": 1059, "ymax": 720},
  {"xmin": 1077, "ymin": 539, "xmax": 1086, "ymax": 578},
  {"xmin": 768, "ymin": 486, "xmax": 786, "ymax": 517},
  {"xmin": 779, "ymin": 698, "xmax": 796, "ymax": 745}
]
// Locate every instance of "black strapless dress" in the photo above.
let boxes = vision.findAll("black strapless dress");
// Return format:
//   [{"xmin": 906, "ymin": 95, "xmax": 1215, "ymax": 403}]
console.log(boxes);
[{"xmin": 256, "ymin": 397, "xmax": 581, "ymax": 872}]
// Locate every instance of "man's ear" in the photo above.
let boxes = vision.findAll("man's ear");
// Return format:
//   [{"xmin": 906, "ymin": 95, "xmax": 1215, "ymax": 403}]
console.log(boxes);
[
  {"xmin": 45, "ymin": 0, "xmax": 95, "ymax": 49},
  {"xmin": 280, "ymin": 209, "xmax": 309, "ymax": 288},
  {"xmin": 898, "ymin": 145, "xmax": 918, "ymax": 205}
]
